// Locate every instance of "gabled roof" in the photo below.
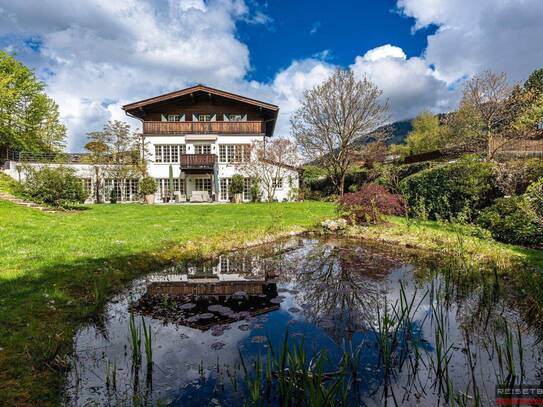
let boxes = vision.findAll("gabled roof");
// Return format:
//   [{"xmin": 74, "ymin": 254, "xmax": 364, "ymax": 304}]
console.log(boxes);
[{"xmin": 122, "ymin": 84, "xmax": 279, "ymax": 112}]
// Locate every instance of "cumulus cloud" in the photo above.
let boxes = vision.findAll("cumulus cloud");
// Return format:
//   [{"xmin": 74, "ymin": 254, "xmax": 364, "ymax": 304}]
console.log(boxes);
[
  {"xmin": 0, "ymin": 0, "xmax": 258, "ymax": 150},
  {"xmin": 350, "ymin": 45, "xmax": 455, "ymax": 121},
  {"xmin": 2, "ymin": 0, "xmax": 540, "ymax": 150},
  {"xmin": 397, "ymin": 0, "xmax": 543, "ymax": 83}
]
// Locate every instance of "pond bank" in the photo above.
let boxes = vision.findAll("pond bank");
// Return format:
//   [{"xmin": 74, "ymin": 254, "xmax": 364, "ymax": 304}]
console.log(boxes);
[{"xmin": 0, "ymin": 200, "xmax": 334, "ymax": 406}]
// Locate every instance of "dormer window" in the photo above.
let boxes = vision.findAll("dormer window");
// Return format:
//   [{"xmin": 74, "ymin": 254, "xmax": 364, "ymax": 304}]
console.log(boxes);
[
  {"xmin": 223, "ymin": 114, "xmax": 247, "ymax": 122},
  {"xmin": 167, "ymin": 114, "xmax": 184, "ymax": 122}
]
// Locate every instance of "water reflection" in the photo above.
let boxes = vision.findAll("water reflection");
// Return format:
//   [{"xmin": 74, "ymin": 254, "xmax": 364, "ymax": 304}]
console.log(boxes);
[{"xmin": 64, "ymin": 236, "xmax": 543, "ymax": 406}]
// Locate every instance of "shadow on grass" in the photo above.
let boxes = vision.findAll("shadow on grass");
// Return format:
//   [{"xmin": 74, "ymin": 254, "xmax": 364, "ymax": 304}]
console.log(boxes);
[{"xmin": 0, "ymin": 247, "xmax": 184, "ymax": 406}]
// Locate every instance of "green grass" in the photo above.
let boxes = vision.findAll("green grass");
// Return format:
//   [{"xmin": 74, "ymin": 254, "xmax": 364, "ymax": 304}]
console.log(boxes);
[
  {"xmin": 0, "ymin": 199, "xmax": 334, "ymax": 405},
  {"xmin": 347, "ymin": 216, "xmax": 543, "ymax": 271}
]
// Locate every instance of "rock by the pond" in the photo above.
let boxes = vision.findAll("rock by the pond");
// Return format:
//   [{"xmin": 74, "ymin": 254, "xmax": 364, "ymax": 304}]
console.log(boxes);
[
  {"xmin": 251, "ymin": 335, "xmax": 267, "ymax": 344},
  {"xmin": 238, "ymin": 323, "xmax": 251, "ymax": 331},
  {"xmin": 288, "ymin": 307, "xmax": 301, "ymax": 313},
  {"xmin": 210, "ymin": 342, "xmax": 225, "ymax": 350},
  {"xmin": 180, "ymin": 303, "xmax": 196, "ymax": 310},
  {"xmin": 321, "ymin": 218, "xmax": 347, "ymax": 232}
]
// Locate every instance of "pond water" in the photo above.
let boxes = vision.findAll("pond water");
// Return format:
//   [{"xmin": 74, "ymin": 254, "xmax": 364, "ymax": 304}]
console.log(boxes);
[{"xmin": 65, "ymin": 235, "xmax": 543, "ymax": 406}]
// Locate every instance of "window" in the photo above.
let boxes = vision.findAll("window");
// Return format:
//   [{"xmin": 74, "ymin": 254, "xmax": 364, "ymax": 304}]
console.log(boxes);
[
  {"xmin": 243, "ymin": 178, "xmax": 252, "ymax": 201},
  {"xmin": 194, "ymin": 144, "xmax": 211, "ymax": 155},
  {"xmin": 155, "ymin": 145, "xmax": 186, "ymax": 163},
  {"xmin": 156, "ymin": 178, "xmax": 185, "ymax": 198},
  {"xmin": 537, "ymin": 121, "xmax": 543, "ymax": 130},
  {"xmin": 194, "ymin": 178, "xmax": 212, "ymax": 192},
  {"xmin": 167, "ymin": 115, "xmax": 183, "ymax": 122},
  {"xmin": 105, "ymin": 179, "xmax": 139, "ymax": 202},
  {"xmin": 272, "ymin": 177, "xmax": 283, "ymax": 189},
  {"xmin": 81, "ymin": 178, "xmax": 92, "ymax": 198},
  {"xmin": 228, "ymin": 114, "xmax": 243, "ymax": 121},
  {"xmin": 220, "ymin": 177, "xmax": 252, "ymax": 201},
  {"xmin": 220, "ymin": 178, "xmax": 230, "ymax": 201},
  {"xmin": 218, "ymin": 144, "xmax": 251, "ymax": 163},
  {"xmin": 198, "ymin": 114, "xmax": 211, "ymax": 122}
]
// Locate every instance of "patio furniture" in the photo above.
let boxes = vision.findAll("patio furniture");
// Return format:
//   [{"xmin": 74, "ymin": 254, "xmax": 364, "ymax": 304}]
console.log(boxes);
[
  {"xmin": 190, "ymin": 191, "xmax": 212, "ymax": 203},
  {"xmin": 174, "ymin": 192, "xmax": 187, "ymax": 203}
]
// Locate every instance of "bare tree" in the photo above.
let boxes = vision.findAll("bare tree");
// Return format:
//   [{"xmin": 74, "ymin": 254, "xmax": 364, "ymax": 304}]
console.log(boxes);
[
  {"xmin": 85, "ymin": 121, "xmax": 146, "ymax": 202},
  {"xmin": 449, "ymin": 70, "xmax": 513, "ymax": 158},
  {"xmin": 236, "ymin": 137, "xmax": 300, "ymax": 202},
  {"xmin": 291, "ymin": 68, "xmax": 389, "ymax": 195}
]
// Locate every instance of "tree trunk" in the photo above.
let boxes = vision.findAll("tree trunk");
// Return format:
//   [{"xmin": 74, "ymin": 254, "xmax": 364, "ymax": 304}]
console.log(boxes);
[{"xmin": 339, "ymin": 174, "xmax": 346, "ymax": 196}]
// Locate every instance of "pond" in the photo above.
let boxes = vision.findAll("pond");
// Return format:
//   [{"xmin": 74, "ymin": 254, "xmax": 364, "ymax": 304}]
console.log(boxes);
[{"xmin": 65, "ymin": 235, "xmax": 543, "ymax": 406}]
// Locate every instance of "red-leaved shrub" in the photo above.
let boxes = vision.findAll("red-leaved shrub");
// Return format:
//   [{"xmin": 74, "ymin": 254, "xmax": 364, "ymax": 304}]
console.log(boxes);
[{"xmin": 338, "ymin": 183, "xmax": 405, "ymax": 224}]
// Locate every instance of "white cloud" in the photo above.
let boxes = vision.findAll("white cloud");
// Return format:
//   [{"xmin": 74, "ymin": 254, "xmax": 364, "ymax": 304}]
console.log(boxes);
[
  {"xmin": 350, "ymin": 44, "xmax": 455, "ymax": 121},
  {"xmin": 397, "ymin": 0, "xmax": 543, "ymax": 83},
  {"xmin": 0, "ymin": 0, "xmax": 260, "ymax": 150},
  {"xmin": 2, "ymin": 0, "xmax": 541, "ymax": 150}
]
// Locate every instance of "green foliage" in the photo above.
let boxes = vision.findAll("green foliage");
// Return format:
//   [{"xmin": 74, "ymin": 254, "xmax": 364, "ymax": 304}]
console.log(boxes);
[
  {"xmin": 477, "ymin": 196, "xmax": 543, "ymax": 245},
  {"xmin": 140, "ymin": 177, "xmax": 157, "ymax": 196},
  {"xmin": 0, "ymin": 51, "xmax": 66, "ymax": 152},
  {"xmin": 524, "ymin": 68, "xmax": 543, "ymax": 94},
  {"xmin": 249, "ymin": 178, "xmax": 262, "ymax": 202},
  {"xmin": 20, "ymin": 165, "xmax": 86, "ymax": 208},
  {"xmin": 391, "ymin": 112, "xmax": 452, "ymax": 156},
  {"xmin": 513, "ymin": 92, "xmax": 543, "ymax": 131},
  {"xmin": 526, "ymin": 178, "xmax": 543, "ymax": 219},
  {"xmin": 302, "ymin": 165, "xmax": 327, "ymax": 183},
  {"xmin": 495, "ymin": 158, "xmax": 543, "ymax": 195},
  {"xmin": 168, "ymin": 164, "xmax": 174, "ymax": 198},
  {"xmin": 230, "ymin": 174, "xmax": 245, "ymax": 195},
  {"xmin": 374, "ymin": 162, "xmax": 431, "ymax": 194},
  {"xmin": 109, "ymin": 188, "xmax": 117, "ymax": 204},
  {"xmin": 400, "ymin": 158, "xmax": 499, "ymax": 221}
]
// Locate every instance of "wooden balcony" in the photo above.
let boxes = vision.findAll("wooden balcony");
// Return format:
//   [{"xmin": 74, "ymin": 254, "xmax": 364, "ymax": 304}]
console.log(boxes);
[
  {"xmin": 143, "ymin": 121, "xmax": 264, "ymax": 135},
  {"xmin": 180, "ymin": 154, "xmax": 217, "ymax": 172}
]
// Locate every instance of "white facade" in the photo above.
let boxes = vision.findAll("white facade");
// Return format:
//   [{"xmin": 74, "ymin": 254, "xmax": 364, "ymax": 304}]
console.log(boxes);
[
  {"xmin": 3, "ymin": 135, "xmax": 300, "ymax": 204},
  {"xmin": 145, "ymin": 133, "xmax": 299, "ymax": 203}
]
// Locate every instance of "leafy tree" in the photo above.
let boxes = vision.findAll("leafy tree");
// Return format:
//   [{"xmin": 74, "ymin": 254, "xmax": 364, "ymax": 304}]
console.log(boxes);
[
  {"xmin": 524, "ymin": 68, "xmax": 543, "ymax": 94},
  {"xmin": 291, "ymin": 68, "xmax": 389, "ymax": 195},
  {"xmin": 391, "ymin": 112, "xmax": 451, "ymax": 156},
  {"xmin": 0, "ymin": 51, "xmax": 66, "ymax": 152}
]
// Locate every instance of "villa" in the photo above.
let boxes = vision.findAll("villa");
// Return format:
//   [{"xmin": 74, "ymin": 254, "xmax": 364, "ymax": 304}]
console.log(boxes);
[{"xmin": 3, "ymin": 85, "xmax": 299, "ymax": 203}]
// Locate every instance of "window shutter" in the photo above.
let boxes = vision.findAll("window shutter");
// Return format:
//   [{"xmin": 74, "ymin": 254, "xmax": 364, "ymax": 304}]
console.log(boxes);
[
  {"xmin": 192, "ymin": 114, "xmax": 199, "ymax": 121},
  {"xmin": 161, "ymin": 114, "xmax": 167, "ymax": 122},
  {"xmin": 210, "ymin": 114, "xmax": 216, "ymax": 122},
  {"xmin": 242, "ymin": 114, "xmax": 247, "ymax": 122},
  {"xmin": 180, "ymin": 114, "xmax": 185, "ymax": 121},
  {"xmin": 223, "ymin": 114, "xmax": 229, "ymax": 122}
]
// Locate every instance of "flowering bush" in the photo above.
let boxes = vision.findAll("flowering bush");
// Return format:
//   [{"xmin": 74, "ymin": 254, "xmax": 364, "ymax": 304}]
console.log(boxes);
[{"xmin": 338, "ymin": 183, "xmax": 405, "ymax": 224}]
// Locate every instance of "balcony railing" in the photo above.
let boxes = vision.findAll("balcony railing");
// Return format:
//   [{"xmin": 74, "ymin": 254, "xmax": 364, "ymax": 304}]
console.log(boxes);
[
  {"xmin": 180, "ymin": 154, "xmax": 217, "ymax": 170},
  {"xmin": 143, "ymin": 121, "xmax": 264, "ymax": 135}
]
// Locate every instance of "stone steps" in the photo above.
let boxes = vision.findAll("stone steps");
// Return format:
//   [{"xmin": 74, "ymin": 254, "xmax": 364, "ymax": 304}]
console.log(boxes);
[{"xmin": 0, "ymin": 192, "xmax": 57, "ymax": 212}]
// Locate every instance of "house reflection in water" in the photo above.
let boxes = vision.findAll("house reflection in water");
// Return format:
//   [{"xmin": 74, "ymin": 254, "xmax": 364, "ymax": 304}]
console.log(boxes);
[{"xmin": 132, "ymin": 252, "xmax": 282, "ymax": 330}]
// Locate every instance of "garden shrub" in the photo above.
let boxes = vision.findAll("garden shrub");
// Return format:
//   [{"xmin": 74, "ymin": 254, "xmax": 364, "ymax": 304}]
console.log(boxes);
[
  {"xmin": 338, "ymin": 183, "xmax": 405, "ymax": 224},
  {"xmin": 20, "ymin": 165, "xmax": 86, "ymax": 208},
  {"xmin": 526, "ymin": 177, "xmax": 543, "ymax": 219},
  {"xmin": 400, "ymin": 158, "xmax": 499, "ymax": 221},
  {"xmin": 140, "ymin": 176, "xmax": 157, "ymax": 196},
  {"xmin": 495, "ymin": 158, "xmax": 543, "ymax": 195},
  {"xmin": 230, "ymin": 174, "xmax": 245, "ymax": 195},
  {"xmin": 477, "ymin": 196, "xmax": 543, "ymax": 245},
  {"xmin": 374, "ymin": 162, "xmax": 431, "ymax": 193}
]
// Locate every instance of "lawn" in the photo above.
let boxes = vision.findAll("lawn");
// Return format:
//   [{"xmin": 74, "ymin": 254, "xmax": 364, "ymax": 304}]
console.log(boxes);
[{"xmin": 0, "ymin": 200, "xmax": 335, "ymax": 405}]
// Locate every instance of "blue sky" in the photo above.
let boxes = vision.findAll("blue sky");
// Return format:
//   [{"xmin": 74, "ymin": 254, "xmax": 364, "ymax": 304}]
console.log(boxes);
[
  {"xmin": 239, "ymin": 0, "xmax": 435, "ymax": 83},
  {"xmin": 1, "ymin": 0, "xmax": 542, "ymax": 151}
]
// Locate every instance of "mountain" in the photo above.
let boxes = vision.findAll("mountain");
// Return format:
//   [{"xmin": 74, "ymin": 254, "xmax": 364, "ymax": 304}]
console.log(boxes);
[{"xmin": 352, "ymin": 119, "xmax": 413, "ymax": 147}]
